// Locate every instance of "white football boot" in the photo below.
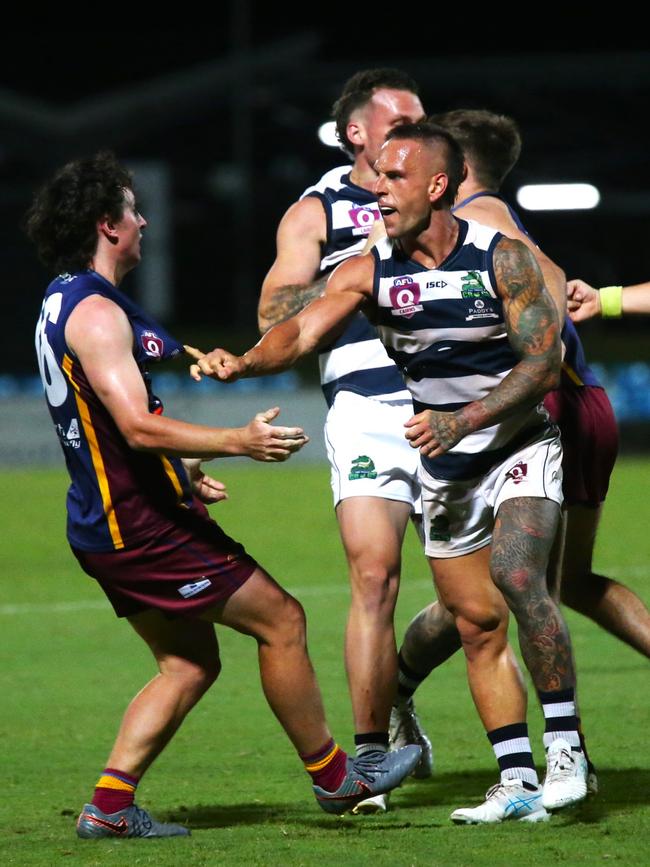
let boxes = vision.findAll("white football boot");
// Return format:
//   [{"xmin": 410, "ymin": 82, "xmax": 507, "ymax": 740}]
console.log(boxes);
[
  {"xmin": 542, "ymin": 738, "xmax": 588, "ymax": 810},
  {"xmin": 451, "ymin": 779, "xmax": 550, "ymax": 824}
]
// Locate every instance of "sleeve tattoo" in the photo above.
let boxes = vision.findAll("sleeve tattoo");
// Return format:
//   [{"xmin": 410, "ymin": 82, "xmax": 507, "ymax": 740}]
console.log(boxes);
[
  {"xmin": 260, "ymin": 275, "xmax": 329, "ymax": 333},
  {"xmin": 494, "ymin": 237, "xmax": 561, "ymax": 379},
  {"xmin": 456, "ymin": 238, "xmax": 561, "ymax": 434}
]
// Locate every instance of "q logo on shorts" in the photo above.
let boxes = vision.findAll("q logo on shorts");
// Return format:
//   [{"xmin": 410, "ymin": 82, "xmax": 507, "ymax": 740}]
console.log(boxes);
[
  {"xmin": 505, "ymin": 461, "xmax": 528, "ymax": 485},
  {"xmin": 141, "ymin": 331, "xmax": 164, "ymax": 358},
  {"xmin": 389, "ymin": 277, "xmax": 423, "ymax": 318}
]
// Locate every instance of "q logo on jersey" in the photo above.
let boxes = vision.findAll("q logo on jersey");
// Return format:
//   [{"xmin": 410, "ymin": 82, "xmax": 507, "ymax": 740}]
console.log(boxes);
[
  {"xmin": 141, "ymin": 330, "xmax": 164, "ymax": 358},
  {"xmin": 348, "ymin": 205, "xmax": 380, "ymax": 235},
  {"xmin": 389, "ymin": 277, "xmax": 423, "ymax": 318}
]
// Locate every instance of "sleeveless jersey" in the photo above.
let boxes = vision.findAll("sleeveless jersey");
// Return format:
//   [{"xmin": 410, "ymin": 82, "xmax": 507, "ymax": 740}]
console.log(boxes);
[
  {"xmin": 301, "ymin": 166, "xmax": 410, "ymax": 406},
  {"xmin": 372, "ymin": 219, "xmax": 553, "ymax": 481},
  {"xmin": 35, "ymin": 269, "xmax": 198, "ymax": 553},
  {"xmin": 453, "ymin": 192, "xmax": 601, "ymax": 388}
]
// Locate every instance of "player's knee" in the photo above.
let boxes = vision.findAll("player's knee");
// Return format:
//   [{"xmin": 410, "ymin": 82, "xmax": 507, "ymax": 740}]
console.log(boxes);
[
  {"xmin": 272, "ymin": 594, "xmax": 307, "ymax": 648},
  {"xmin": 162, "ymin": 654, "xmax": 221, "ymax": 696},
  {"xmin": 560, "ymin": 572, "xmax": 600, "ymax": 611},
  {"xmin": 453, "ymin": 603, "xmax": 507, "ymax": 654},
  {"xmin": 490, "ymin": 558, "xmax": 545, "ymax": 609},
  {"xmin": 422, "ymin": 601, "xmax": 457, "ymax": 634},
  {"xmin": 350, "ymin": 561, "xmax": 399, "ymax": 612}
]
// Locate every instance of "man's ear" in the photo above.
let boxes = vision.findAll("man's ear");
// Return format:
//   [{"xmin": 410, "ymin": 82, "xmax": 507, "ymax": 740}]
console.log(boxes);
[
  {"xmin": 347, "ymin": 117, "xmax": 365, "ymax": 149},
  {"xmin": 429, "ymin": 171, "xmax": 449, "ymax": 205},
  {"xmin": 98, "ymin": 217, "xmax": 119, "ymax": 244}
]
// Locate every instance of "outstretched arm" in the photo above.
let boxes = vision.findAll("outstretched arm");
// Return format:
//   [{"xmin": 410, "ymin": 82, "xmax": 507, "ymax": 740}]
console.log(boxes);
[
  {"xmin": 66, "ymin": 296, "xmax": 308, "ymax": 462},
  {"xmin": 257, "ymin": 197, "xmax": 328, "ymax": 334},
  {"xmin": 406, "ymin": 237, "xmax": 560, "ymax": 457},
  {"xmin": 188, "ymin": 254, "xmax": 375, "ymax": 382}
]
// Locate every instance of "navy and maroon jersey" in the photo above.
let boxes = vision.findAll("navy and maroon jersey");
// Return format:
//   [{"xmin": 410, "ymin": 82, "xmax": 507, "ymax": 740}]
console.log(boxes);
[
  {"xmin": 453, "ymin": 192, "xmax": 601, "ymax": 388},
  {"xmin": 35, "ymin": 269, "xmax": 200, "ymax": 552}
]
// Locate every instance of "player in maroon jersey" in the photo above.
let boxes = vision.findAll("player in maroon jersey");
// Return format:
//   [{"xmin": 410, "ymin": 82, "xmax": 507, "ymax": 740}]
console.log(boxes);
[{"xmin": 27, "ymin": 152, "xmax": 421, "ymax": 838}]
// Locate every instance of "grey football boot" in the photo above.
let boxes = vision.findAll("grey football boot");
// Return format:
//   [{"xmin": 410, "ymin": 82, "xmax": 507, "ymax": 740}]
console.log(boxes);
[
  {"xmin": 76, "ymin": 803, "xmax": 190, "ymax": 838},
  {"xmin": 313, "ymin": 745, "xmax": 421, "ymax": 815}
]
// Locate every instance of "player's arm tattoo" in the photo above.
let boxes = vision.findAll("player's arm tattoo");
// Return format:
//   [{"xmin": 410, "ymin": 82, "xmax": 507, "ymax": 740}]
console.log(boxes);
[
  {"xmin": 260, "ymin": 275, "xmax": 329, "ymax": 334},
  {"xmin": 456, "ymin": 237, "xmax": 561, "ymax": 435}
]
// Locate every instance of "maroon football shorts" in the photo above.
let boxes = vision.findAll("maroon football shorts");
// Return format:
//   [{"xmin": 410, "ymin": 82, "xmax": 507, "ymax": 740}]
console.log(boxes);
[
  {"xmin": 73, "ymin": 515, "xmax": 258, "ymax": 618},
  {"xmin": 544, "ymin": 383, "xmax": 618, "ymax": 508}
]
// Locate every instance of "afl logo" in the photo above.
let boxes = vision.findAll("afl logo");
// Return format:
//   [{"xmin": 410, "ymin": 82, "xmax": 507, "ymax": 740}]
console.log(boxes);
[
  {"xmin": 389, "ymin": 278, "xmax": 423, "ymax": 318},
  {"xmin": 348, "ymin": 205, "xmax": 380, "ymax": 232},
  {"xmin": 141, "ymin": 330, "xmax": 164, "ymax": 358}
]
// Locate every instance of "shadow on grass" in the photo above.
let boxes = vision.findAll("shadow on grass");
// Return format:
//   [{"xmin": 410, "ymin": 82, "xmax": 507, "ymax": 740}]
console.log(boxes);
[
  {"xmin": 161, "ymin": 802, "xmax": 294, "ymax": 829},
  {"xmin": 161, "ymin": 767, "xmax": 650, "ymax": 830}
]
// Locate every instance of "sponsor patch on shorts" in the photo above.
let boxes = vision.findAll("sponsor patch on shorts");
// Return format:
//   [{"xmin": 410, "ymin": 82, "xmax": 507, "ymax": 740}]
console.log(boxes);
[
  {"xmin": 429, "ymin": 515, "xmax": 451, "ymax": 542},
  {"xmin": 178, "ymin": 578, "xmax": 212, "ymax": 598},
  {"xmin": 349, "ymin": 455, "xmax": 378, "ymax": 480}
]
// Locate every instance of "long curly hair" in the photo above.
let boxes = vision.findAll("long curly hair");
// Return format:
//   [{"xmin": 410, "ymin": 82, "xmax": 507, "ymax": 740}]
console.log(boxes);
[{"xmin": 26, "ymin": 151, "xmax": 133, "ymax": 274}]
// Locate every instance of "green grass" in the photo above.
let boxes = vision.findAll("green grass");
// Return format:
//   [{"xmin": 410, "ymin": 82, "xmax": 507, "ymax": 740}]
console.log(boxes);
[{"xmin": 1, "ymin": 459, "xmax": 649, "ymax": 866}]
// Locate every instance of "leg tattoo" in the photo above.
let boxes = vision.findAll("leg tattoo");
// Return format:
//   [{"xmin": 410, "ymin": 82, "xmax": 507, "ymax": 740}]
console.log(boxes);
[{"xmin": 491, "ymin": 498, "xmax": 576, "ymax": 692}]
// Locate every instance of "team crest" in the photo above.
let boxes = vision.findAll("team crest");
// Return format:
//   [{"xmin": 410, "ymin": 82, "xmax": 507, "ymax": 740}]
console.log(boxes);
[
  {"xmin": 461, "ymin": 271, "xmax": 490, "ymax": 299},
  {"xmin": 349, "ymin": 455, "xmax": 378, "ymax": 480},
  {"xmin": 389, "ymin": 277, "xmax": 423, "ymax": 318},
  {"xmin": 141, "ymin": 330, "xmax": 164, "ymax": 358},
  {"xmin": 462, "ymin": 271, "xmax": 499, "ymax": 322}
]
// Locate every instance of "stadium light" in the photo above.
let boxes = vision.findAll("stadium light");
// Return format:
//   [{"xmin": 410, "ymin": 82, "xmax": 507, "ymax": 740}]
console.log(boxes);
[
  {"xmin": 516, "ymin": 183, "xmax": 601, "ymax": 211},
  {"xmin": 318, "ymin": 121, "xmax": 340, "ymax": 148}
]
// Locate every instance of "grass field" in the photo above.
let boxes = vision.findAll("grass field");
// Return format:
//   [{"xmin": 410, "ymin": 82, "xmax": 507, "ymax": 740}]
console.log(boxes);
[{"xmin": 1, "ymin": 459, "xmax": 649, "ymax": 866}]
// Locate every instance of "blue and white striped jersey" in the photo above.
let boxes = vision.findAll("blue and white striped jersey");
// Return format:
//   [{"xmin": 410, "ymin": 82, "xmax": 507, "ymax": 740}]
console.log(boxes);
[
  {"xmin": 301, "ymin": 166, "xmax": 410, "ymax": 406},
  {"xmin": 372, "ymin": 218, "xmax": 553, "ymax": 481},
  {"xmin": 453, "ymin": 191, "xmax": 601, "ymax": 389}
]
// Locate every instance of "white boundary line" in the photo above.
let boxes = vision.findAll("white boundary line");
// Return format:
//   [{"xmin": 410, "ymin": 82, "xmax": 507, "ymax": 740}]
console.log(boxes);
[
  {"xmin": 2, "ymin": 567, "xmax": 648, "ymax": 616},
  {"xmin": 0, "ymin": 579, "xmax": 436, "ymax": 616}
]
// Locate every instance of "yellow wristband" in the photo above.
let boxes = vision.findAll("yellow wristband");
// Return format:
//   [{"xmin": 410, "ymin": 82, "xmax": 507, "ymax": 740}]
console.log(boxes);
[{"xmin": 599, "ymin": 285, "xmax": 623, "ymax": 318}]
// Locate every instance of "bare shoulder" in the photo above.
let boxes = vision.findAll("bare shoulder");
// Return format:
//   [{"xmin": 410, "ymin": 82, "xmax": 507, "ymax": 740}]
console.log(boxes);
[
  {"xmin": 457, "ymin": 196, "xmax": 519, "ymax": 236},
  {"xmin": 66, "ymin": 294, "xmax": 132, "ymax": 353},
  {"xmin": 278, "ymin": 195, "xmax": 326, "ymax": 243}
]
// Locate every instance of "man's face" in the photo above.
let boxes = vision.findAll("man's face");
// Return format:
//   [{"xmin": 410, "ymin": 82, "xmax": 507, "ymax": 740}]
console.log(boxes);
[
  {"xmin": 352, "ymin": 88, "xmax": 425, "ymax": 166},
  {"xmin": 115, "ymin": 188, "xmax": 147, "ymax": 266},
  {"xmin": 374, "ymin": 137, "xmax": 444, "ymax": 238}
]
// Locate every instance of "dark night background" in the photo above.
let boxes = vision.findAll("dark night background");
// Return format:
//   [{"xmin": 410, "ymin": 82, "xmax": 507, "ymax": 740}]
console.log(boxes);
[{"xmin": 2, "ymin": 24, "xmax": 649, "ymax": 378}]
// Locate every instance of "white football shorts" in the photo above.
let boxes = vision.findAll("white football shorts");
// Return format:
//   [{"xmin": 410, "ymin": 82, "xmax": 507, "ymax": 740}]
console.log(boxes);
[
  {"xmin": 324, "ymin": 390, "xmax": 422, "ymax": 512},
  {"xmin": 421, "ymin": 431, "xmax": 563, "ymax": 558}
]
